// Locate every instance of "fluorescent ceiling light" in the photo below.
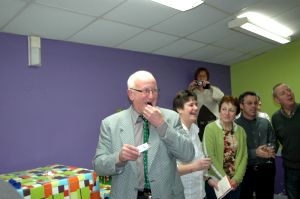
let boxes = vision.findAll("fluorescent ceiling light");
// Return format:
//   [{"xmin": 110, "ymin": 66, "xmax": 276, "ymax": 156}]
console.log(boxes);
[
  {"xmin": 228, "ymin": 12, "xmax": 293, "ymax": 44},
  {"xmin": 151, "ymin": 0, "xmax": 204, "ymax": 11}
]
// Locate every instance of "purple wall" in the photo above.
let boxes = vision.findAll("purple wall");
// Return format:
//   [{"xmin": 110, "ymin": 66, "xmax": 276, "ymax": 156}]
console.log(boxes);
[{"xmin": 0, "ymin": 32, "xmax": 230, "ymax": 173}]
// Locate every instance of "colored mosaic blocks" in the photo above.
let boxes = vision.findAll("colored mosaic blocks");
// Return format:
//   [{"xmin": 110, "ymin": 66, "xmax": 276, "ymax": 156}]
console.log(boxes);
[
  {"xmin": 98, "ymin": 176, "xmax": 111, "ymax": 199},
  {"xmin": 0, "ymin": 164, "xmax": 100, "ymax": 199}
]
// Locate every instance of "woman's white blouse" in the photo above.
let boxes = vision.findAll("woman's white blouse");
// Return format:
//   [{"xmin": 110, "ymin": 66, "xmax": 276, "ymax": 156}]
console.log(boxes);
[{"xmin": 179, "ymin": 123, "xmax": 206, "ymax": 199}]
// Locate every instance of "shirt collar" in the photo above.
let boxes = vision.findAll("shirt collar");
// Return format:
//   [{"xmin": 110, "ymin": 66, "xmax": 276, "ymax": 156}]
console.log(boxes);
[
  {"xmin": 216, "ymin": 119, "xmax": 238, "ymax": 132},
  {"xmin": 181, "ymin": 122, "xmax": 188, "ymax": 131},
  {"xmin": 130, "ymin": 106, "xmax": 142, "ymax": 124},
  {"xmin": 280, "ymin": 103, "xmax": 298, "ymax": 118},
  {"xmin": 240, "ymin": 113, "xmax": 257, "ymax": 122},
  {"xmin": 181, "ymin": 122, "xmax": 199, "ymax": 132}
]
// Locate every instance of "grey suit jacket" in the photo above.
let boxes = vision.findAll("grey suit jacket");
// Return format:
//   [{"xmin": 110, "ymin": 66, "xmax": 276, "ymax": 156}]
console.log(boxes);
[
  {"xmin": 0, "ymin": 180, "xmax": 22, "ymax": 199},
  {"xmin": 93, "ymin": 106, "xmax": 195, "ymax": 199}
]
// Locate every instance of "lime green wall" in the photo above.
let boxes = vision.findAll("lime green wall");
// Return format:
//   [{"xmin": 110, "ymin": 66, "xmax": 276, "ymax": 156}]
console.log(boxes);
[{"xmin": 231, "ymin": 39, "xmax": 300, "ymax": 117}]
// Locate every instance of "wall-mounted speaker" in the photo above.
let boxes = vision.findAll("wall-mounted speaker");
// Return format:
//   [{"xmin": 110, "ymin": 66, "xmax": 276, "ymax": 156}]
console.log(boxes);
[{"xmin": 28, "ymin": 36, "xmax": 41, "ymax": 67}]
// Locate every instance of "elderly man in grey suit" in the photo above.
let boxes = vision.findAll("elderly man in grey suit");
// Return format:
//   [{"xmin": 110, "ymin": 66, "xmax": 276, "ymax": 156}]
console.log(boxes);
[{"xmin": 93, "ymin": 70, "xmax": 195, "ymax": 199}]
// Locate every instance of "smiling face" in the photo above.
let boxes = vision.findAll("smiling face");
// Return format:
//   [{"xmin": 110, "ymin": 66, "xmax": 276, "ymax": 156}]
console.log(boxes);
[
  {"xmin": 177, "ymin": 97, "xmax": 198, "ymax": 128},
  {"xmin": 220, "ymin": 102, "xmax": 237, "ymax": 124},
  {"xmin": 127, "ymin": 73, "xmax": 158, "ymax": 114},
  {"xmin": 240, "ymin": 95, "xmax": 258, "ymax": 120}
]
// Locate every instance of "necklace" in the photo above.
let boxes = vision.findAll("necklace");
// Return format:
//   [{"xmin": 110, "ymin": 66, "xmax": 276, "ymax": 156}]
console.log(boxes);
[{"xmin": 222, "ymin": 123, "xmax": 234, "ymax": 135}]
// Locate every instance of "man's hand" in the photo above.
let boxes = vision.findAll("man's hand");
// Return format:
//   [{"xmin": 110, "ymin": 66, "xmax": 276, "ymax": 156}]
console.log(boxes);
[
  {"xmin": 143, "ymin": 105, "xmax": 164, "ymax": 127},
  {"xmin": 119, "ymin": 144, "xmax": 140, "ymax": 162},
  {"xmin": 256, "ymin": 145, "xmax": 272, "ymax": 158}
]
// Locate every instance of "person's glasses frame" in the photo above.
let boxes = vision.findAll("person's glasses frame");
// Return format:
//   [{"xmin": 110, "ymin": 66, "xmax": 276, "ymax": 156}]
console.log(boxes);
[{"xmin": 130, "ymin": 88, "xmax": 160, "ymax": 95}]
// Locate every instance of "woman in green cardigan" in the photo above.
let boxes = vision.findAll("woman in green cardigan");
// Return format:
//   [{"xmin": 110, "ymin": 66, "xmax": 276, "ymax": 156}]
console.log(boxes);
[{"xmin": 203, "ymin": 96, "xmax": 247, "ymax": 199}]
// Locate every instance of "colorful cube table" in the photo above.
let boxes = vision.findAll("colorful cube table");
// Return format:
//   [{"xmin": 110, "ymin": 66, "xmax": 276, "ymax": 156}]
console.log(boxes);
[
  {"xmin": 0, "ymin": 164, "xmax": 101, "ymax": 199},
  {"xmin": 98, "ymin": 176, "xmax": 111, "ymax": 199}
]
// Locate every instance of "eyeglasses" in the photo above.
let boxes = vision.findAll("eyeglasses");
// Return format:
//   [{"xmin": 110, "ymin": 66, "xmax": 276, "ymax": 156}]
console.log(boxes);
[{"xmin": 130, "ymin": 88, "xmax": 159, "ymax": 95}]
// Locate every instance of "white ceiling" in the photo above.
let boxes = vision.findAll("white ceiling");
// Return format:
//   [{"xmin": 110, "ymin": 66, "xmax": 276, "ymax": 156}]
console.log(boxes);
[{"xmin": 1, "ymin": 0, "xmax": 300, "ymax": 65}]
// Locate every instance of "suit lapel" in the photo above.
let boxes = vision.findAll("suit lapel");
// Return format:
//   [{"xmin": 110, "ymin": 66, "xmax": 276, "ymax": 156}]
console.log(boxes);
[
  {"xmin": 119, "ymin": 110, "xmax": 135, "ymax": 146},
  {"xmin": 119, "ymin": 108, "xmax": 137, "ymax": 175},
  {"xmin": 147, "ymin": 125, "xmax": 160, "ymax": 170}
]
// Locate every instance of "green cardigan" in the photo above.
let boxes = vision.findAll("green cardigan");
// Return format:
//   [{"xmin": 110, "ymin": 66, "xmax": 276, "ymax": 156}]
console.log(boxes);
[{"xmin": 203, "ymin": 119, "xmax": 248, "ymax": 183}]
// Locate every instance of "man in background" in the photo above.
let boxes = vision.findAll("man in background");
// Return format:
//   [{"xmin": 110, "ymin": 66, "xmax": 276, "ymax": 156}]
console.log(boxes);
[
  {"xmin": 257, "ymin": 95, "xmax": 271, "ymax": 121},
  {"xmin": 272, "ymin": 83, "xmax": 300, "ymax": 199},
  {"xmin": 236, "ymin": 91, "xmax": 276, "ymax": 199}
]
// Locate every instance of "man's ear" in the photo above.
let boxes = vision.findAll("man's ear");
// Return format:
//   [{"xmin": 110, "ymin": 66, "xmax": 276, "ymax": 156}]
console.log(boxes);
[
  {"xmin": 128, "ymin": 89, "xmax": 134, "ymax": 101},
  {"xmin": 274, "ymin": 96, "xmax": 280, "ymax": 104}
]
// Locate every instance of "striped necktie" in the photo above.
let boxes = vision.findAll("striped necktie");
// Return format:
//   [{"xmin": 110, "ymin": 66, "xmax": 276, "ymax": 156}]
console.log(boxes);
[{"xmin": 142, "ymin": 116, "xmax": 151, "ymax": 189}]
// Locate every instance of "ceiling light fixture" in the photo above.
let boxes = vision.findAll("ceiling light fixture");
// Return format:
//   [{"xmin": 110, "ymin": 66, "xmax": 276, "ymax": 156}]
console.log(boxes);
[
  {"xmin": 151, "ymin": 0, "xmax": 204, "ymax": 11},
  {"xmin": 228, "ymin": 12, "xmax": 293, "ymax": 44}
]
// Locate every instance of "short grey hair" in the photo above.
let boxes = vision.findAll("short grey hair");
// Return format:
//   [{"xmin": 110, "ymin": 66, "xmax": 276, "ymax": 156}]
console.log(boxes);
[{"xmin": 127, "ymin": 70, "xmax": 155, "ymax": 89}]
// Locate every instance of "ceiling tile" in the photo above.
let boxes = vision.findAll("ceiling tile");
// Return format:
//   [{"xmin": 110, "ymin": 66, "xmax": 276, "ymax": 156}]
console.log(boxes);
[
  {"xmin": 151, "ymin": 4, "xmax": 228, "ymax": 37},
  {"xmin": 36, "ymin": 0, "xmax": 125, "ymax": 16},
  {"xmin": 273, "ymin": 6, "xmax": 300, "ymax": 41},
  {"xmin": 232, "ymin": 39, "xmax": 276, "ymax": 53},
  {"xmin": 3, "ymin": 3, "xmax": 94, "ymax": 40},
  {"xmin": 205, "ymin": 50, "xmax": 244, "ymax": 64},
  {"xmin": 117, "ymin": 30, "xmax": 178, "ymax": 53},
  {"xmin": 205, "ymin": 0, "xmax": 261, "ymax": 14},
  {"xmin": 182, "ymin": 45, "xmax": 227, "ymax": 61},
  {"xmin": 243, "ymin": 0, "xmax": 300, "ymax": 17},
  {"xmin": 103, "ymin": 0, "xmax": 178, "ymax": 28},
  {"xmin": 153, "ymin": 39, "xmax": 206, "ymax": 57},
  {"xmin": 247, "ymin": 44, "xmax": 278, "ymax": 57},
  {"xmin": 212, "ymin": 32, "xmax": 260, "ymax": 49},
  {"xmin": 1, "ymin": 0, "xmax": 300, "ymax": 65},
  {"xmin": 187, "ymin": 17, "xmax": 235, "ymax": 43},
  {"xmin": 0, "ymin": 0, "xmax": 30, "ymax": 28},
  {"xmin": 227, "ymin": 53, "xmax": 254, "ymax": 65},
  {"xmin": 69, "ymin": 19, "xmax": 143, "ymax": 47}
]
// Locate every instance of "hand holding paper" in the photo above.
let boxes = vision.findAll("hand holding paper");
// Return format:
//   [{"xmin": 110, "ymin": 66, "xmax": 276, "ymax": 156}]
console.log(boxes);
[{"xmin": 214, "ymin": 176, "xmax": 233, "ymax": 199}]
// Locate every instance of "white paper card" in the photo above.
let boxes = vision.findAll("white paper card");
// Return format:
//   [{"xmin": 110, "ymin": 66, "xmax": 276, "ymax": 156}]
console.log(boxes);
[
  {"xmin": 137, "ymin": 143, "xmax": 150, "ymax": 153},
  {"xmin": 214, "ymin": 175, "xmax": 233, "ymax": 199}
]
